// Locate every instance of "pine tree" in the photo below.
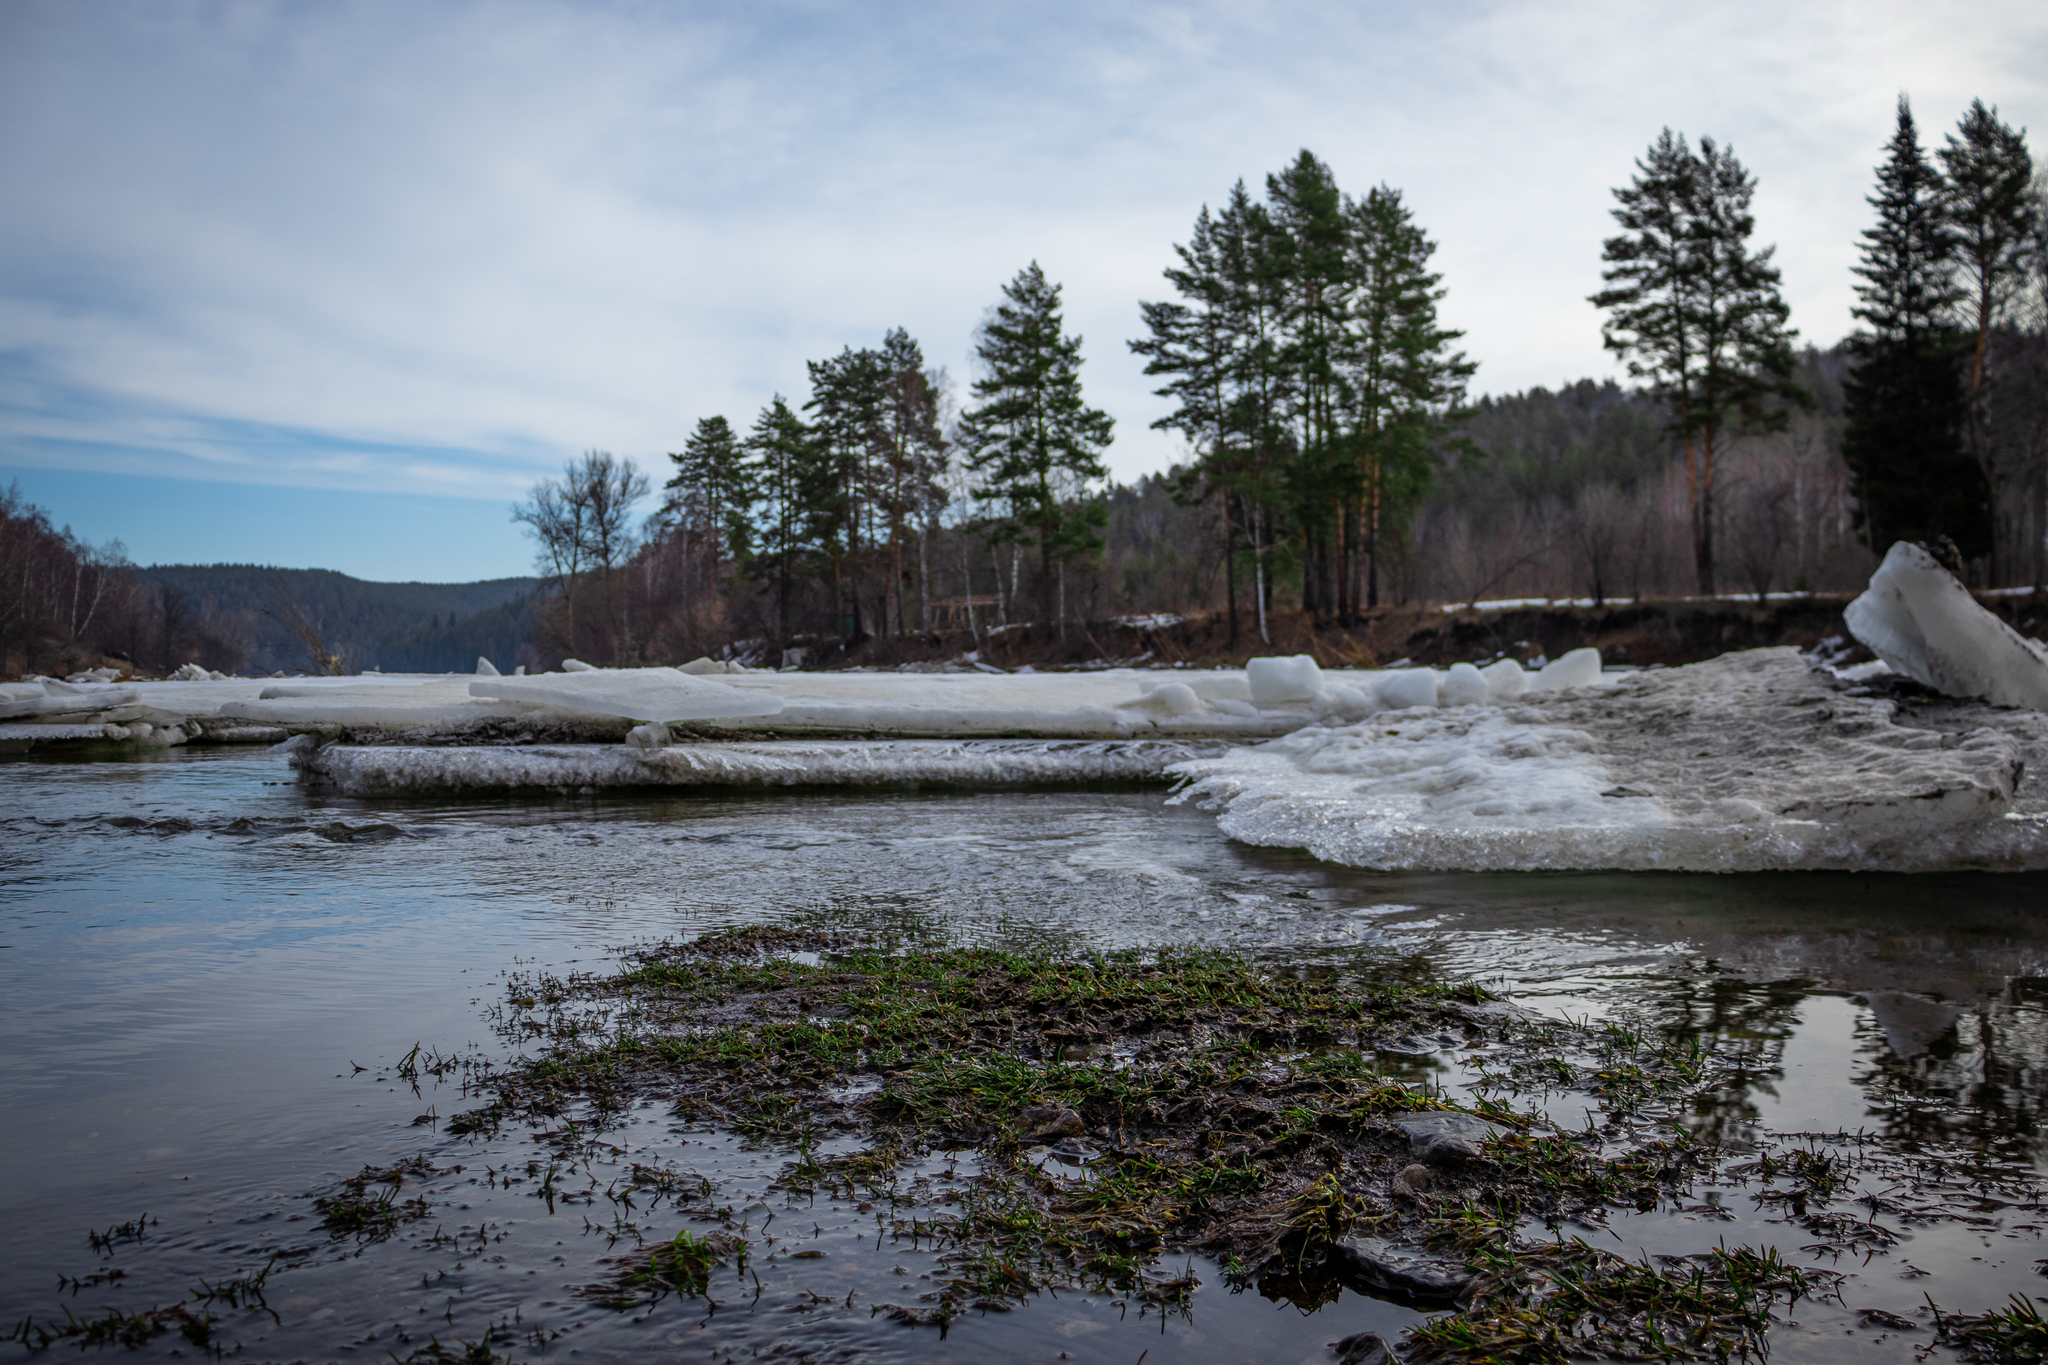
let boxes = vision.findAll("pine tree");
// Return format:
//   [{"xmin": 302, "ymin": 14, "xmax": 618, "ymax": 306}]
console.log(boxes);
[
  {"xmin": 1265, "ymin": 151, "xmax": 1352, "ymax": 617},
  {"xmin": 958, "ymin": 262, "xmax": 1114, "ymax": 634},
  {"xmin": 873, "ymin": 328, "xmax": 948, "ymax": 636},
  {"xmin": 804, "ymin": 346, "xmax": 888, "ymax": 639},
  {"xmin": 661, "ymin": 416, "xmax": 756, "ymax": 590},
  {"xmin": 1134, "ymin": 203, "xmax": 1246, "ymax": 640},
  {"xmin": 1842, "ymin": 98, "xmax": 1988, "ymax": 560},
  {"xmin": 1342, "ymin": 183, "xmax": 1475, "ymax": 611},
  {"xmin": 1940, "ymin": 100, "xmax": 2036, "ymax": 398},
  {"xmin": 745, "ymin": 396, "xmax": 816, "ymax": 645},
  {"xmin": 1592, "ymin": 129, "xmax": 1804, "ymax": 595}
]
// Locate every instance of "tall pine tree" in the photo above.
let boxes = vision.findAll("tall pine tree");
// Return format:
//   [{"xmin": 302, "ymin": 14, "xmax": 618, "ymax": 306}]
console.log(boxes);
[
  {"xmin": 1592, "ymin": 129, "xmax": 1803, "ymax": 595},
  {"xmin": 1938, "ymin": 100, "xmax": 2035, "ymax": 401},
  {"xmin": 1341, "ymin": 183, "xmax": 1475, "ymax": 612},
  {"xmin": 958, "ymin": 262, "xmax": 1114, "ymax": 634},
  {"xmin": 1842, "ymin": 98, "xmax": 1988, "ymax": 561},
  {"xmin": 745, "ymin": 396, "xmax": 817, "ymax": 646},
  {"xmin": 661, "ymin": 416, "xmax": 756, "ymax": 590}
]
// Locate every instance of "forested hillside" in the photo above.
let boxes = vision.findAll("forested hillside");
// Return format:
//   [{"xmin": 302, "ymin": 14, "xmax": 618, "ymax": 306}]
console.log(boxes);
[{"xmin": 137, "ymin": 565, "xmax": 537, "ymax": 673}]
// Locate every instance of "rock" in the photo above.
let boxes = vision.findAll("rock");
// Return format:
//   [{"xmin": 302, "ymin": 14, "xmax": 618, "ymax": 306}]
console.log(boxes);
[
  {"xmin": 1334, "ymin": 1330, "xmax": 1396, "ymax": 1365},
  {"xmin": 1330, "ymin": 1234, "xmax": 1472, "ymax": 1300},
  {"xmin": 1390, "ymin": 1162, "xmax": 1433, "ymax": 1199},
  {"xmin": 1395, "ymin": 1113, "xmax": 1508, "ymax": 1166},
  {"xmin": 1015, "ymin": 1103, "xmax": 1085, "ymax": 1143}
]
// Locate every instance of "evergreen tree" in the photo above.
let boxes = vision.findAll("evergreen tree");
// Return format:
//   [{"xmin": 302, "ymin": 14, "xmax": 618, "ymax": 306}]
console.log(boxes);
[
  {"xmin": 1592, "ymin": 129, "xmax": 1804, "ymax": 595},
  {"xmin": 1842, "ymin": 98, "xmax": 1988, "ymax": 560},
  {"xmin": 661, "ymin": 416, "xmax": 756, "ymax": 587},
  {"xmin": 1264, "ymin": 152, "xmax": 1355, "ymax": 616},
  {"xmin": 1940, "ymin": 100, "xmax": 2036, "ymax": 398},
  {"xmin": 1341, "ymin": 183, "xmax": 1475, "ymax": 611},
  {"xmin": 1134, "ymin": 202, "xmax": 1249, "ymax": 640},
  {"xmin": 873, "ymin": 328, "xmax": 948, "ymax": 635},
  {"xmin": 1937, "ymin": 101, "xmax": 2035, "ymax": 582},
  {"xmin": 745, "ymin": 396, "xmax": 817, "ymax": 645},
  {"xmin": 804, "ymin": 346, "xmax": 888, "ymax": 638},
  {"xmin": 958, "ymin": 262, "xmax": 1114, "ymax": 633}
]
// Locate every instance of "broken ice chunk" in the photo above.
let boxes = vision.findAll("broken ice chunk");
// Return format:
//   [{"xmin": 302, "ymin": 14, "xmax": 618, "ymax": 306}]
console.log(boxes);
[
  {"xmin": 1247, "ymin": 655, "xmax": 1322, "ymax": 705},
  {"xmin": 624, "ymin": 721, "xmax": 672, "ymax": 749},
  {"xmin": 1480, "ymin": 658, "xmax": 1529, "ymax": 701},
  {"xmin": 469, "ymin": 667, "xmax": 783, "ymax": 722},
  {"xmin": 1120, "ymin": 681, "xmax": 1204, "ymax": 715},
  {"xmin": 1375, "ymin": 670, "xmax": 1438, "ymax": 711},
  {"xmin": 561, "ymin": 658, "xmax": 597, "ymax": 672},
  {"xmin": 1440, "ymin": 662, "xmax": 1489, "ymax": 707},
  {"xmin": 475, "ymin": 657, "xmax": 501, "ymax": 676},
  {"xmin": 1531, "ymin": 647, "xmax": 1601, "ymax": 692},
  {"xmin": 1148, "ymin": 682, "xmax": 1203, "ymax": 715},
  {"xmin": 1845, "ymin": 541, "xmax": 2048, "ymax": 711}
]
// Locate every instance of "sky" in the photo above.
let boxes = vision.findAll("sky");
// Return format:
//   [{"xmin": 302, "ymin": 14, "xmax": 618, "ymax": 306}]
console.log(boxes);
[{"xmin": 2, "ymin": 1, "xmax": 2044, "ymax": 582}]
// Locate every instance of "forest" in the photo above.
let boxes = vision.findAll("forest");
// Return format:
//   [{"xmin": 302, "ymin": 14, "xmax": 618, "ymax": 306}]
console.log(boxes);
[
  {"xmin": 508, "ymin": 99, "xmax": 2043, "ymax": 670},
  {"xmin": 5, "ymin": 97, "xmax": 2042, "ymax": 678}
]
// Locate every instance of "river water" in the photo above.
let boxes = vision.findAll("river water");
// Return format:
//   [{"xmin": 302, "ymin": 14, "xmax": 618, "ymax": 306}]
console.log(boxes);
[{"xmin": 6, "ymin": 746, "xmax": 2048, "ymax": 1363}]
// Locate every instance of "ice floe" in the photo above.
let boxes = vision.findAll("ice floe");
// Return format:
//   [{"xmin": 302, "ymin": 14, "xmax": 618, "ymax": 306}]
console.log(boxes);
[
  {"xmin": 293, "ymin": 738, "xmax": 1227, "ymax": 797},
  {"xmin": 1846, "ymin": 541, "xmax": 2048, "ymax": 711},
  {"xmin": 1166, "ymin": 648, "xmax": 2046, "ymax": 872},
  {"xmin": 468, "ymin": 666, "xmax": 784, "ymax": 722}
]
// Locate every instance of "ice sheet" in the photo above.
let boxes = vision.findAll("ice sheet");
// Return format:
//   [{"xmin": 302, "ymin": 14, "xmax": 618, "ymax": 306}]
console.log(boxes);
[
  {"xmin": 1845, "ymin": 541, "xmax": 2048, "ymax": 711},
  {"xmin": 1167, "ymin": 649, "xmax": 2046, "ymax": 872},
  {"xmin": 469, "ymin": 667, "xmax": 784, "ymax": 722},
  {"xmin": 295, "ymin": 738, "xmax": 1232, "ymax": 797}
]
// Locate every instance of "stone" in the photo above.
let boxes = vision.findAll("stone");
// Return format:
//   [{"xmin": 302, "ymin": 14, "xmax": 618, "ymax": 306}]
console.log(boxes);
[
  {"xmin": 1014, "ymin": 1103, "xmax": 1085, "ymax": 1143},
  {"xmin": 1390, "ymin": 1162, "xmax": 1433, "ymax": 1199},
  {"xmin": 1330, "ymin": 1234, "xmax": 1472, "ymax": 1300},
  {"xmin": 1395, "ymin": 1112, "xmax": 1509, "ymax": 1166}
]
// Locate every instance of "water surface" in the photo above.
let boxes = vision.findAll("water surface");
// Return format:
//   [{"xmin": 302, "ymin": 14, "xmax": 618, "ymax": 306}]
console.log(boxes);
[{"xmin": 6, "ymin": 748, "xmax": 2048, "ymax": 1361}]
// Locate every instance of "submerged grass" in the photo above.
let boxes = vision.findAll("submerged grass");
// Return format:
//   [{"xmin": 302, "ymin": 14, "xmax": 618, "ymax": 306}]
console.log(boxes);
[{"xmin": 438, "ymin": 925, "xmax": 1824, "ymax": 1357}]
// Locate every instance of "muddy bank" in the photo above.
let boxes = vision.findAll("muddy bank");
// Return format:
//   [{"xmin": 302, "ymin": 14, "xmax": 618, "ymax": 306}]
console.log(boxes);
[{"xmin": 818, "ymin": 591, "xmax": 2048, "ymax": 672}]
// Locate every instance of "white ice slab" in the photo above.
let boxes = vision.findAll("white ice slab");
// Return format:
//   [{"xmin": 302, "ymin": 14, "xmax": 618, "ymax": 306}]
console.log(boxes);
[
  {"xmin": 469, "ymin": 667, "xmax": 784, "ymax": 722},
  {"xmin": 1168, "ymin": 648, "xmax": 2044, "ymax": 872},
  {"xmin": 1846, "ymin": 541, "xmax": 2048, "ymax": 711}
]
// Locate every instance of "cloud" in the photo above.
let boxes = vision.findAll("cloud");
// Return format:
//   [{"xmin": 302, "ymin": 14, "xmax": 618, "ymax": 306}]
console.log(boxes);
[{"xmin": 1, "ymin": 0, "xmax": 2043, "ymax": 525}]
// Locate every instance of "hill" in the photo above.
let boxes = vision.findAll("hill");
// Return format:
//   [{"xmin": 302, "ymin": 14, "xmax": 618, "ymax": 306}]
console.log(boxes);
[{"xmin": 138, "ymin": 564, "xmax": 539, "ymax": 673}]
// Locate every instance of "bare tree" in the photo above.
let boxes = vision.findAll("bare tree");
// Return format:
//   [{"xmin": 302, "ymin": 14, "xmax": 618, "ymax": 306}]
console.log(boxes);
[
  {"xmin": 264, "ymin": 572, "xmax": 350, "ymax": 674},
  {"xmin": 513, "ymin": 451, "xmax": 649, "ymax": 663},
  {"xmin": 1725, "ymin": 456, "xmax": 1795, "ymax": 603},
  {"xmin": 1568, "ymin": 483, "xmax": 1630, "ymax": 606}
]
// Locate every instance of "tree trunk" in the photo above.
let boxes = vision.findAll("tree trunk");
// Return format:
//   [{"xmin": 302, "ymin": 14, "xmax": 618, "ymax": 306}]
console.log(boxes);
[
  {"xmin": 1222, "ymin": 492, "xmax": 1238, "ymax": 644},
  {"xmin": 1699, "ymin": 429, "xmax": 1717, "ymax": 596},
  {"xmin": 1040, "ymin": 534, "xmax": 1056, "ymax": 638}
]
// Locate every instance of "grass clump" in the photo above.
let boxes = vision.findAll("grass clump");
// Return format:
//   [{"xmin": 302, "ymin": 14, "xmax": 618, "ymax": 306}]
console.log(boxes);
[
  {"xmin": 314, "ymin": 1155, "xmax": 440, "ymax": 1240},
  {"xmin": 584, "ymin": 1228, "xmax": 749, "ymax": 1308},
  {"xmin": 1933, "ymin": 1294, "xmax": 2048, "ymax": 1363}
]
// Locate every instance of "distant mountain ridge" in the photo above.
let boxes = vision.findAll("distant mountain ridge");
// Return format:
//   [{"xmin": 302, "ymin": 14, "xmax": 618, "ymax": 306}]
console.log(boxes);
[{"xmin": 140, "ymin": 564, "xmax": 539, "ymax": 673}]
